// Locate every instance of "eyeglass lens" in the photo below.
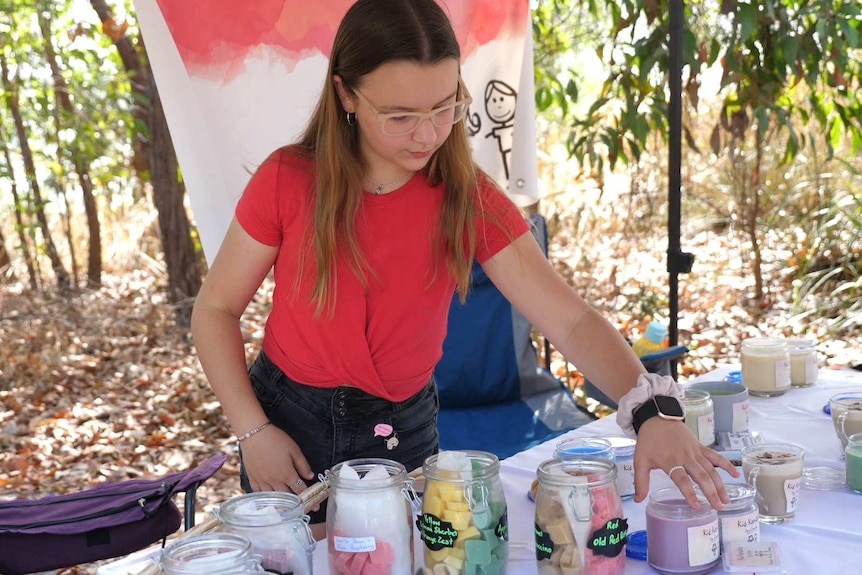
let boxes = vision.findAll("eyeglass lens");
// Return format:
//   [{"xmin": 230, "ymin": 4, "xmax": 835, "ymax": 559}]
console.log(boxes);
[{"xmin": 382, "ymin": 101, "xmax": 469, "ymax": 135}]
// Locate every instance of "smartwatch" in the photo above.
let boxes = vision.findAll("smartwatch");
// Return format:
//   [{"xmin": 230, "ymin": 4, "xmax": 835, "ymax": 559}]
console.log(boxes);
[{"xmin": 632, "ymin": 395, "xmax": 685, "ymax": 434}]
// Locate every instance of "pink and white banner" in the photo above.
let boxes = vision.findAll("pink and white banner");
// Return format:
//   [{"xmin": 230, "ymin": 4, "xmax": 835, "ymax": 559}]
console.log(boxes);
[{"xmin": 134, "ymin": 0, "xmax": 538, "ymax": 261}]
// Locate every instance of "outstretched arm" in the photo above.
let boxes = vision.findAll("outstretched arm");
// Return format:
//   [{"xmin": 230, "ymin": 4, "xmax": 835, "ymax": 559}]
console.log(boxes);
[{"xmin": 481, "ymin": 232, "xmax": 738, "ymax": 509}]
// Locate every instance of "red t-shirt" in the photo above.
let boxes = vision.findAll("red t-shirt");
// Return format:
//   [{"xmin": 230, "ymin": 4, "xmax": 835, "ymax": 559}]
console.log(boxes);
[{"xmin": 235, "ymin": 149, "xmax": 530, "ymax": 401}]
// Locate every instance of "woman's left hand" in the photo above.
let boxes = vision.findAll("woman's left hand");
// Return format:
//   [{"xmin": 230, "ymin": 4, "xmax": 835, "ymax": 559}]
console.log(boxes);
[{"xmin": 632, "ymin": 417, "xmax": 740, "ymax": 510}]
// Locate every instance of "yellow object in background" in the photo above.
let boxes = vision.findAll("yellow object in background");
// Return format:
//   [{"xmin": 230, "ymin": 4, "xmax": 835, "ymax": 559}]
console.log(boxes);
[{"xmin": 632, "ymin": 320, "xmax": 668, "ymax": 357}]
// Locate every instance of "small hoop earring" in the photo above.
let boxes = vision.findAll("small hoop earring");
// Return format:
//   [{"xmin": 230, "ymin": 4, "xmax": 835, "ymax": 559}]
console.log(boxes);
[{"xmin": 346, "ymin": 112, "xmax": 356, "ymax": 126}]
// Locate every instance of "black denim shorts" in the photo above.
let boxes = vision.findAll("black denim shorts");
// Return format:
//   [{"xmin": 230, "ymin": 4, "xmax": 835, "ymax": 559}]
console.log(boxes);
[{"xmin": 239, "ymin": 350, "xmax": 439, "ymax": 523}]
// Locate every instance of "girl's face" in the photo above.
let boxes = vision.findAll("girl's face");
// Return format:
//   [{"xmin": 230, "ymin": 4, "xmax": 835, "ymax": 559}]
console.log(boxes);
[{"xmin": 336, "ymin": 58, "xmax": 460, "ymax": 181}]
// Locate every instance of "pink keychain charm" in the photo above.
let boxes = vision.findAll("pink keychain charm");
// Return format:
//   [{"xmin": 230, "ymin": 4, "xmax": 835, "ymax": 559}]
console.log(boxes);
[{"xmin": 374, "ymin": 423, "xmax": 399, "ymax": 450}]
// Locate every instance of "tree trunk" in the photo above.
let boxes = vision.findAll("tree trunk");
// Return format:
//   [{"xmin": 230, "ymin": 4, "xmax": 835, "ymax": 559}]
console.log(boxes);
[
  {"xmin": 89, "ymin": 0, "xmax": 149, "ymax": 175},
  {"xmin": 0, "ymin": 227, "xmax": 12, "ymax": 279},
  {"xmin": 90, "ymin": 0, "xmax": 202, "ymax": 326},
  {"xmin": 39, "ymin": 11, "xmax": 102, "ymax": 288},
  {"xmin": 146, "ymin": 60, "xmax": 202, "ymax": 327},
  {"xmin": 0, "ymin": 52, "xmax": 70, "ymax": 292},
  {"xmin": 0, "ymin": 123, "xmax": 36, "ymax": 289}
]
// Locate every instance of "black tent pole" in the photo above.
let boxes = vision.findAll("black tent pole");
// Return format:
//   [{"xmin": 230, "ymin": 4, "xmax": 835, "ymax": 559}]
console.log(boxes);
[{"xmin": 667, "ymin": 0, "xmax": 694, "ymax": 378}]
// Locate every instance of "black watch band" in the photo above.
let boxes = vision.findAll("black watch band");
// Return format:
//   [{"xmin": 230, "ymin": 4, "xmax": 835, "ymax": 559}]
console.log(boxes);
[{"xmin": 632, "ymin": 395, "xmax": 685, "ymax": 434}]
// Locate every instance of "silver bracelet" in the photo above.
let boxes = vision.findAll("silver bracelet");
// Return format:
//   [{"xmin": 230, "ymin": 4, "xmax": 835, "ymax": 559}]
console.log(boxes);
[{"xmin": 237, "ymin": 421, "xmax": 272, "ymax": 443}]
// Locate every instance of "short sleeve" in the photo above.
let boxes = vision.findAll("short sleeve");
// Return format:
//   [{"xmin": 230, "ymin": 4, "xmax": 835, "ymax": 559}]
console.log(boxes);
[
  {"xmin": 473, "ymin": 177, "xmax": 531, "ymax": 263},
  {"xmin": 235, "ymin": 155, "xmax": 284, "ymax": 247}
]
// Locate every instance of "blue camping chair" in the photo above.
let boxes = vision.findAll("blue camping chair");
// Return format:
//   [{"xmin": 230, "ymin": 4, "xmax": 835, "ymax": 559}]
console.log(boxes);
[{"xmin": 434, "ymin": 214, "xmax": 595, "ymax": 459}]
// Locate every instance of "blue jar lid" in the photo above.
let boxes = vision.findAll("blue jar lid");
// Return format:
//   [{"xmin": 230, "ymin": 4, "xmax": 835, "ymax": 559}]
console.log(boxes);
[
  {"xmin": 724, "ymin": 370, "xmax": 742, "ymax": 384},
  {"xmin": 626, "ymin": 530, "xmax": 648, "ymax": 560}
]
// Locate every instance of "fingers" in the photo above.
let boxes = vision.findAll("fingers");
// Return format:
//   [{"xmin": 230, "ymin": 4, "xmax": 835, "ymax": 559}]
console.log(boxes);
[
  {"xmin": 634, "ymin": 419, "xmax": 738, "ymax": 510},
  {"xmin": 666, "ymin": 448, "xmax": 735, "ymax": 510},
  {"xmin": 633, "ymin": 451, "xmax": 653, "ymax": 503},
  {"xmin": 704, "ymin": 447, "xmax": 741, "ymax": 478}
]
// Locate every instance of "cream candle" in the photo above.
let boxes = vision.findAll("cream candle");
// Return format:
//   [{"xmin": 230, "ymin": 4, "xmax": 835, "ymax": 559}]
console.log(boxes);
[
  {"xmin": 683, "ymin": 389, "xmax": 715, "ymax": 447},
  {"xmin": 787, "ymin": 338, "xmax": 818, "ymax": 387},
  {"xmin": 741, "ymin": 338, "xmax": 791, "ymax": 397}
]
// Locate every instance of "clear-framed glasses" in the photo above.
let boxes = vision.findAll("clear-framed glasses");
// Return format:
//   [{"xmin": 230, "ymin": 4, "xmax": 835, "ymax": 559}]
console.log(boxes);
[{"xmin": 353, "ymin": 79, "xmax": 473, "ymax": 136}]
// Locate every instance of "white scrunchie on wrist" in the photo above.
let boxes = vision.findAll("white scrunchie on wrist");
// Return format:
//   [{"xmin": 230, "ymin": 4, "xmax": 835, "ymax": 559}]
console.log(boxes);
[{"xmin": 616, "ymin": 373, "xmax": 684, "ymax": 438}]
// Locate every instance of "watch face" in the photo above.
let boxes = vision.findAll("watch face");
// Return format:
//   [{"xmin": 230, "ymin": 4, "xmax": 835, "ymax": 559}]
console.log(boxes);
[{"xmin": 655, "ymin": 395, "xmax": 685, "ymax": 418}]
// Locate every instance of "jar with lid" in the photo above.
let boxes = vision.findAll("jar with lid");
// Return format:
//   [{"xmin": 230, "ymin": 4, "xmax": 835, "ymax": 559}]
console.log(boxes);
[
  {"xmin": 682, "ymin": 389, "xmax": 716, "ymax": 447},
  {"xmin": 606, "ymin": 436, "xmax": 637, "ymax": 500},
  {"xmin": 741, "ymin": 338, "xmax": 791, "ymax": 397},
  {"xmin": 420, "ymin": 450, "xmax": 508, "ymax": 575},
  {"xmin": 215, "ymin": 491, "xmax": 315, "ymax": 575},
  {"xmin": 786, "ymin": 338, "xmax": 818, "ymax": 387},
  {"xmin": 325, "ymin": 458, "xmax": 415, "ymax": 575},
  {"xmin": 158, "ymin": 533, "xmax": 264, "ymax": 574},
  {"xmin": 717, "ymin": 483, "xmax": 759, "ymax": 546},
  {"xmin": 534, "ymin": 457, "xmax": 627, "ymax": 575},
  {"xmin": 646, "ymin": 486, "xmax": 720, "ymax": 575}
]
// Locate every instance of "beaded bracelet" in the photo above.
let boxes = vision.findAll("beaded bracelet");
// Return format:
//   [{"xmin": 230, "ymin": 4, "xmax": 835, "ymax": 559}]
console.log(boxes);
[{"xmin": 237, "ymin": 421, "xmax": 272, "ymax": 443}]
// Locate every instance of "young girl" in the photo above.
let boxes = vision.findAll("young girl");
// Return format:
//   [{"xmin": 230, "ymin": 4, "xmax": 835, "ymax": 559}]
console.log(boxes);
[{"xmin": 191, "ymin": 0, "xmax": 736, "ymax": 535}]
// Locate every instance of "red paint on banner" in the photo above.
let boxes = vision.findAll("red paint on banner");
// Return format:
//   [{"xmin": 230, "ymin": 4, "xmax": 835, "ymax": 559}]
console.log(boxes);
[{"xmin": 155, "ymin": 0, "xmax": 527, "ymax": 80}]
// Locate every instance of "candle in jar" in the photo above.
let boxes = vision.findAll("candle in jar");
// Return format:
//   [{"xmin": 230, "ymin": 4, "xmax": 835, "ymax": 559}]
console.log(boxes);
[
  {"xmin": 683, "ymin": 389, "xmax": 715, "ymax": 447},
  {"xmin": 741, "ymin": 338, "xmax": 791, "ymax": 397}
]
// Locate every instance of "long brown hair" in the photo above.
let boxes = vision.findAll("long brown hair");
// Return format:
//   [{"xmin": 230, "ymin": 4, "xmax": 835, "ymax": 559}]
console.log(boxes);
[{"xmin": 297, "ymin": 0, "xmax": 479, "ymax": 315}]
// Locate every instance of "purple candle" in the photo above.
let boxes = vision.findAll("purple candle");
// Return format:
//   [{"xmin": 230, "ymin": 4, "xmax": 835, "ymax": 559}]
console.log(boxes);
[{"xmin": 646, "ymin": 487, "xmax": 720, "ymax": 575}]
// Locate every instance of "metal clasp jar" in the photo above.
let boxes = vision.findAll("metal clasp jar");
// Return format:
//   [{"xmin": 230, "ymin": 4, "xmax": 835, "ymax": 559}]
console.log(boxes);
[
  {"xmin": 158, "ymin": 533, "xmax": 264, "ymax": 574},
  {"xmin": 535, "ymin": 457, "xmax": 626, "ymax": 575},
  {"xmin": 324, "ymin": 458, "xmax": 416, "ymax": 574},
  {"xmin": 420, "ymin": 450, "xmax": 508, "ymax": 575},
  {"xmin": 215, "ymin": 491, "xmax": 315, "ymax": 575}
]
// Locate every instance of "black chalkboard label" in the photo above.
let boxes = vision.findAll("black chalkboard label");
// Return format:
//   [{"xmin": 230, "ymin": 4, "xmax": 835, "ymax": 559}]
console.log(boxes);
[
  {"xmin": 417, "ymin": 513, "xmax": 458, "ymax": 550},
  {"xmin": 535, "ymin": 523, "xmax": 555, "ymax": 561},
  {"xmin": 587, "ymin": 517, "xmax": 628, "ymax": 558},
  {"xmin": 495, "ymin": 513, "xmax": 509, "ymax": 540}
]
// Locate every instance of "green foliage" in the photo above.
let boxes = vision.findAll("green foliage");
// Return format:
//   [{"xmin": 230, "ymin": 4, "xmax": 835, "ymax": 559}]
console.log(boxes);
[
  {"xmin": 0, "ymin": 0, "xmax": 137, "ymax": 268},
  {"xmin": 532, "ymin": 0, "xmax": 862, "ymax": 172}
]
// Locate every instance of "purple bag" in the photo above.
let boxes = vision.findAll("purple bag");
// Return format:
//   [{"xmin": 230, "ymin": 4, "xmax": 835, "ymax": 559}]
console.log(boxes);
[{"xmin": 0, "ymin": 454, "xmax": 227, "ymax": 575}]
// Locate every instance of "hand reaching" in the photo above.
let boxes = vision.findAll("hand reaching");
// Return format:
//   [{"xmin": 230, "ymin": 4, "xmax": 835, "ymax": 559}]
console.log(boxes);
[
  {"xmin": 240, "ymin": 425, "xmax": 315, "ymax": 494},
  {"xmin": 633, "ymin": 418, "xmax": 740, "ymax": 510}
]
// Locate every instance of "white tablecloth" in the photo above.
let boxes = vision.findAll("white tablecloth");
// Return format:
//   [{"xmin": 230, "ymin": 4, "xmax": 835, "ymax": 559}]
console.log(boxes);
[{"xmin": 306, "ymin": 365, "xmax": 862, "ymax": 575}]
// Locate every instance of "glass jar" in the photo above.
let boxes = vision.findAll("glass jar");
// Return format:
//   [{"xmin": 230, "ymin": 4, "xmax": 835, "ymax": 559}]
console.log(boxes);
[
  {"xmin": 646, "ymin": 487, "xmax": 720, "ymax": 575},
  {"xmin": 215, "ymin": 492, "xmax": 315, "ymax": 575},
  {"xmin": 158, "ymin": 533, "xmax": 263, "ymax": 574},
  {"xmin": 683, "ymin": 389, "xmax": 716, "ymax": 447},
  {"xmin": 606, "ymin": 436, "xmax": 637, "ymax": 500},
  {"xmin": 420, "ymin": 450, "xmax": 508, "ymax": 575},
  {"xmin": 554, "ymin": 437, "xmax": 615, "ymax": 461},
  {"xmin": 534, "ymin": 457, "xmax": 626, "ymax": 575},
  {"xmin": 741, "ymin": 338, "xmax": 791, "ymax": 397},
  {"xmin": 786, "ymin": 338, "xmax": 818, "ymax": 387},
  {"xmin": 717, "ymin": 483, "xmax": 759, "ymax": 546},
  {"xmin": 325, "ymin": 458, "xmax": 415, "ymax": 575},
  {"xmin": 846, "ymin": 433, "xmax": 862, "ymax": 494}
]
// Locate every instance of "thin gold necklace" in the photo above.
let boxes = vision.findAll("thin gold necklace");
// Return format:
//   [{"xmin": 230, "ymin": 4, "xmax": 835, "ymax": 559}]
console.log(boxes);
[{"xmin": 365, "ymin": 171, "xmax": 415, "ymax": 195}]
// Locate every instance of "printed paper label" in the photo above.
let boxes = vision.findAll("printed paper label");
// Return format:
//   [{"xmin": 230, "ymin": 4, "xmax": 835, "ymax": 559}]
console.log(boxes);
[
  {"xmin": 732, "ymin": 400, "xmax": 750, "ymax": 433},
  {"xmin": 784, "ymin": 478, "xmax": 802, "ymax": 513},
  {"xmin": 724, "ymin": 431, "xmax": 756, "ymax": 450},
  {"xmin": 725, "ymin": 541, "xmax": 782, "ymax": 568},
  {"xmin": 615, "ymin": 460, "xmax": 635, "ymax": 497},
  {"xmin": 697, "ymin": 412, "xmax": 715, "ymax": 445},
  {"xmin": 333, "ymin": 536, "xmax": 376, "ymax": 553},
  {"xmin": 775, "ymin": 358, "xmax": 791, "ymax": 388},
  {"xmin": 720, "ymin": 510, "xmax": 760, "ymax": 544},
  {"xmin": 687, "ymin": 519, "xmax": 720, "ymax": 566}
]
